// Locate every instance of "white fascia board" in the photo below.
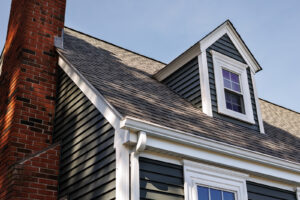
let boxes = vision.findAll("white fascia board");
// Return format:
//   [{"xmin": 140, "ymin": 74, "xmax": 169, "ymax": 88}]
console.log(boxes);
[
  {"xmin": 154, "ymin": 43, "xmax": 200, "ymax": 81},
  {"xmin": 57, "ymin": 53, "xmax": 123, "ymax": 130},
  {"xmin": 120, "ymin": 117, "xmax": 300, "ymax": 183},
  {"xmin": 199, "ymin": 21, "xmax": 261, "ymax": 73}
]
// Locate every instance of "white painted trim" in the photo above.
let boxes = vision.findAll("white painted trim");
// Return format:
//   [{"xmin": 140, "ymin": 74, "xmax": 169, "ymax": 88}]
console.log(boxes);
[
  {"xmin": 154, "ymin": 43, "xmax": 200, "ymax": 81},
  {"xmin": 296, "ymin": 187, "xmax": 300, "ymax": 200},
  {"xmin": 136, "ymin": 131, "xmax": 147, "ymax": 152},
  {"xmin": 130, "ymin": 131, "xmax": 147, "ymax": 200},
  {"xmin": 121, "ymin": 117, "xmax": 300, "ymax": 183},
  {"xmin": 57, "ymin": 54, "xmax": 123, "ymax": 130},
  {"xmin": 154, "ymin": 20, "xmax": 261, "ymax": 83},
  {"xmin": 184, "ymin": 160, "xmax": 249, "ymax": 200},
  {"xmin": 115, "ymin": 129, "xmax": 130, "ymax": 200},
  {"xmin": 200, "ymin": 21, "xmax": 261, "ymax": 73},
  {"xmin": 211, "ymin": 50, "xmax": 255, "ymax": 124},
  {"xmin": 198, "ymin": 52, "xmax": 213, "ymax": 117},
  {"xmin": 130, "ymin": 152, "xmax": 140, "ymax": 200},
  {"xmin": 250, "ymin": 71, "xmax": 265, "ymax": 133},
  {"xmin": 247, "ymin": 176, "xmax": 296, "ymax": 192}
]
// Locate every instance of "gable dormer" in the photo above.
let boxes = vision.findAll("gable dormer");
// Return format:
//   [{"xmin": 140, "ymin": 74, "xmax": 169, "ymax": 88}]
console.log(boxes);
[{"xmin": 155, "ymin": 20, "xmax": 265, "ymax": 133}]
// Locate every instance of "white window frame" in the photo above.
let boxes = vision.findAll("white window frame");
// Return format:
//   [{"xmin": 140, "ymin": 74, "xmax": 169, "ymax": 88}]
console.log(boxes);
[
  {"xmin": 211, "ymin": 50, "xmax": 255, "ymax": 124},
  {"xmin": 184, "ymin": 160, "xmax": 249, "ymax": 200}
]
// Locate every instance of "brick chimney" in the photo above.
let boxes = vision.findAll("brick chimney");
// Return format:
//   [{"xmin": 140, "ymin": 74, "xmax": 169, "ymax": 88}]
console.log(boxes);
[{"xmin": 0, "ymin": 0, "xmax": 66, "ymax": 199}]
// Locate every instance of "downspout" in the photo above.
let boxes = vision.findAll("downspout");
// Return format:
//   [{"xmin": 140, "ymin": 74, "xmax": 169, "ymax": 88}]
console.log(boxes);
[{"xmin": 131, "ymin": 131, "xmax": 147, "ymax": 200}]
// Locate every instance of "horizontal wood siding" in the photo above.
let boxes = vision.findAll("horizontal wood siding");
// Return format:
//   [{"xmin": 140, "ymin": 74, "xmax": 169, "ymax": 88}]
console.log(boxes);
[
  {"xmin": 162, "ymin": 57, "xmax": 201, "ymax": 108},
  {"xmin": 140, "ymin": 157, "xmax": 184, "ymax": 200},
  {"xmin": 207, "ymin": 34, "xmax": 260, "ymax": 131},
  {"xmin": 247, "ymin": 182, "xmax": 297, "ymax": 200},
  {"xmin": 54, "ymin": 68, "xmax": 116, "ymax": 200}
]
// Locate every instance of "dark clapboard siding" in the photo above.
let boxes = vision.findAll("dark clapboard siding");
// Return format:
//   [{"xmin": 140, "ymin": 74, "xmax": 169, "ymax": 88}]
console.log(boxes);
[
  {"xmin": 140, "ymin": 157, "xmax": 184, "ymax": 200},
  {"xmin": 162, "ymin": 57, "xmax": 202, "ymax": 108},
  {"xmin": 53, "ymin": 68, "xmax": 116, "ymax": 200},
  {"xmin": 207, "ymin": 34, "xmax": 260, "ymax": 131},
  {"xmin": 247, "ymin": 182, "xmax": 297, "ymax": 200}
]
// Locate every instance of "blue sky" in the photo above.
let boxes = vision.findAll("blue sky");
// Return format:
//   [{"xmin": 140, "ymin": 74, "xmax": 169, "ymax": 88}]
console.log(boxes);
[{"xmin": 1, "ymin": 0, "xmax": 299, "ymax": 112}]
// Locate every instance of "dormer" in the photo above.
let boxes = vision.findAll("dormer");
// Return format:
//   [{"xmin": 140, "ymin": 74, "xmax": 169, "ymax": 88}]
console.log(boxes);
[{"xmin": 155, "ymin": 20, "xmax": 265, "ymax": 133}]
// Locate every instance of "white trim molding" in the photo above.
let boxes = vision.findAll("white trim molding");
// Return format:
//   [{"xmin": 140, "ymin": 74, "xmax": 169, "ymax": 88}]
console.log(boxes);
[
  {"xmin": 154, "ymin": 20, "xmax": 261, "ymax": 83},
  {"xmin": 131, "ymin": 131, "xmax": 147, "ymax": 200},
  {"xmin": 198, "ymin": 52, "xmax": 213, "ymax": 117},
  {"xmin": 121, "ymin": 117, "xmax": 300, "ymax": 184},
  {"xmin": 199, "ymin": 20, "xmax": 261, "ymax": 74},
  {"xmin": 250, "ymin": 71, "xmax": 265, "ymax": 133},
  {"xmin": 57, "ymin": 53, "xmax": 123, "ymax": 130},
  {"xmin": 115, "ymin": 128, "xmax": 130, "ymax": 200},
  {"xmin": 211, "ymin": 50, "xmax": 255, "ymax": 124},
  {"xmin": 297, "ymin": 187, "xmax": 300, "ymax": 200},
  {"xmin": 184, "ymin": 160, "xmax": 249, "ymax": 200}
]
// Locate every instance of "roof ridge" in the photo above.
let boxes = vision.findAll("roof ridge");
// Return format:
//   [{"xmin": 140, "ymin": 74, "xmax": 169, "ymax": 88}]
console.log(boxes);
[
  {"xmin": 259, "ymin": 98, "xmax": 300, "ymax": 115},
  {"xmin": 64, "ymin": 26, "xmax": 167, "ymax": 66}
]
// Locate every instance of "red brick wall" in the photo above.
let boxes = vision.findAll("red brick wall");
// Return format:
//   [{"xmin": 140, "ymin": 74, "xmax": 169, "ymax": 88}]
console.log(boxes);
[{"xmin": 0, "ymin": 0, "xmax": 66, "ymax": 199}]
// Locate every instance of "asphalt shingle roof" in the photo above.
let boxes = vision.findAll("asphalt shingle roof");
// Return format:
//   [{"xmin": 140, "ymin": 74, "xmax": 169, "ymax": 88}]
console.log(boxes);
[{"xmin": 58, "ymin": 27, "xmax": 300, "ymax": 163}]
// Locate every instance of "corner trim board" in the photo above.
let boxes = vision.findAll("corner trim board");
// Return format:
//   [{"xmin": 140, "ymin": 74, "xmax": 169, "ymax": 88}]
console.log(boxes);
[
  {"xmin": 250, "ymin": 70, "xmax": 265, "ymax": 133},
  {"xmin": 198, "ymin": 52, "xmax": 213, "ymax": 117}
]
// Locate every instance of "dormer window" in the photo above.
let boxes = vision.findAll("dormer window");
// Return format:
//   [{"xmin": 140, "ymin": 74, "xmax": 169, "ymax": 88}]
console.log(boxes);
[
  {"xmin": 222, "ymin": 69, "xmax": 244, "ymax": 114},
  {"xmin": 211, "ymin": 50, "xmax": 255, "ymax": 124}
]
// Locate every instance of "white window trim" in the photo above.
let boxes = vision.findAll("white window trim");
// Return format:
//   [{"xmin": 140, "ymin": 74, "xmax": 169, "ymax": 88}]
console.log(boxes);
[
  {"xmin": 297, "ymin": 187, "xmax": 300, "ymax": 200},
  {"xmin": 184, "ymin": 160, "xmax": 249, "ymax": 200},
  {"xmin": 211, "ymin": 50, "xmax": 255, "ymax": 124}
]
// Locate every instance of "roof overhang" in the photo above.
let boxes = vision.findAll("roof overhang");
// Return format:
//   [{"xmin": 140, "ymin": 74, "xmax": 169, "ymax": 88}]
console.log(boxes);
[
  {"xmin": 121, "ymin": 116, "xmax": 300, "ymax": 185},
  {"xmin": 154, "ymin": 20, "xmax": 262, "ymax": 81}
]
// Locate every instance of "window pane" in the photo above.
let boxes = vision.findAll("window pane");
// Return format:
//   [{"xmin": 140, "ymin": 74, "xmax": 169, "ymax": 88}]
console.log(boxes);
[
  {"xmin": 232, "ymin": 83, "xmax": 241, "ymax": 92},
  {"xmin": 224, "ymin": 79, "xmax": 231, "ymax": 89},
  {"xmin": 210, "ymin": 189, "xmax": 222, "ymax": 200},
  {"xmin": 197, "ymin": 186, "xmax": 209, "ymax": 200},
  {"xmin": 225, "ymin": 90, "xmax": 243, "ymax": 113},
  {"xmin": 223, "ymin": 191, "xmax": 235, "ymax": 200},
  {"xmin": 230, "ymin": 73, "xmax": 239, "ymax": 83},
  {"xmin": 226, "ymin": 102, "xmax": 233, "ymax": 110},
  {"xmin": 222, "ymin": 69, "xmax": 230, "ymax": 79}
]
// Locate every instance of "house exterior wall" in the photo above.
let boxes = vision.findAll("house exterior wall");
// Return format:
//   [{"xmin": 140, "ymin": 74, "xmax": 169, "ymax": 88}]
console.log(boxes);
[
  {"xmin": 139, "ymin": 157, "xmax": 298, "ymax": 200},
  {"xmin": 247, "ymin": 181, "xmax": 297, "ymax": 200},
  {"xmin": 139, "ymin": 157, "xmax": 184, "ymax": 200},
  {"xmin": 162, "ymin": 57, "xmax": 201, "ymax": 109},
  {"xmin": 53, "ymin": 69, "xmax": 116, "ymax": 200},
  {"xmin": 206, "ymin": 34, "xmax": 260, "ymax": 131}
]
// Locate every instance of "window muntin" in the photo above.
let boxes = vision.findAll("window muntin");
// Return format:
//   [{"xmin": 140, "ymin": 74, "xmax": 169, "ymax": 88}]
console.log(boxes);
[
  {"xmin": 197, "ymin": 186, "xmax": 235, "ymax": 200},
  {"xmin": 225, "ymin": 91, "xmax": 244, "ymax": 113},
  {"xmin": 222, "ymin": 69, "xmax": 241, "ymax": 93}
]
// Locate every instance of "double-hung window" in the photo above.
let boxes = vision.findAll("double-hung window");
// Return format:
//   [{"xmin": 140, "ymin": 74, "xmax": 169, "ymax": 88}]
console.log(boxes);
[
  {"xmin": 211, "ymin": 50, "xmax": 255, "ymax": 124},
  {"xmin": 197, "ymin": 185, "xmax": 235, "ymax": 200}
]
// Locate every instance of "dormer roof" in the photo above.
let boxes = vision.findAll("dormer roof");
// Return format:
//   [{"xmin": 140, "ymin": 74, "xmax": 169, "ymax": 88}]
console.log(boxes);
[{"xmin": 154, "ymin": 20, "xmax": 262, "ymax": 82}]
